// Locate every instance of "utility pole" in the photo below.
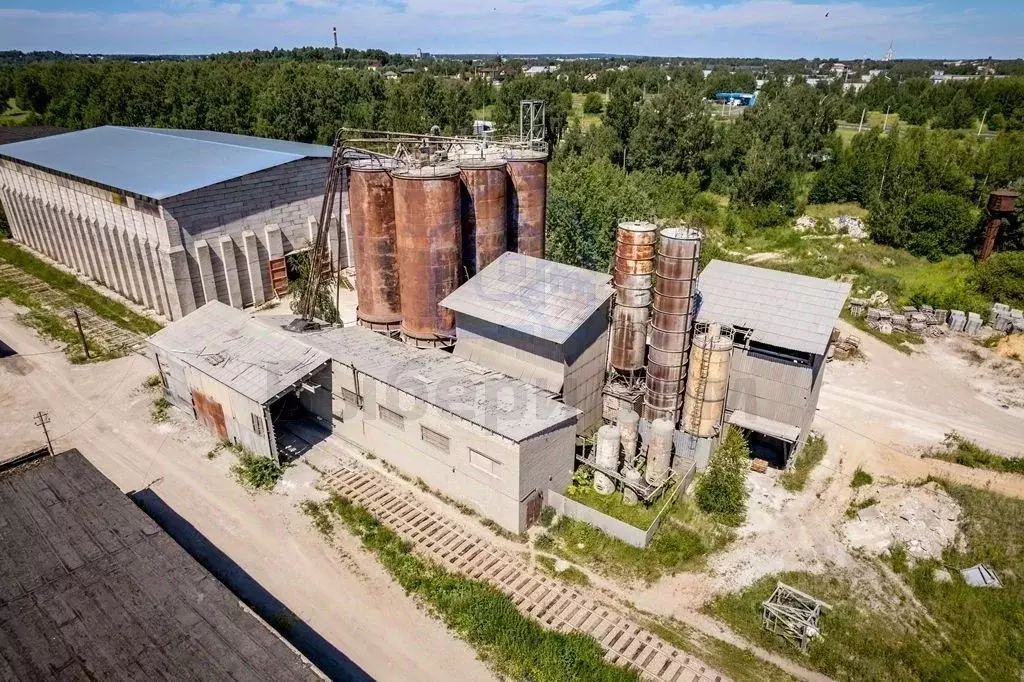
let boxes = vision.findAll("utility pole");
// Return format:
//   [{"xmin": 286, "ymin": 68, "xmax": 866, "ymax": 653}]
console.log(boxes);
[
  {"xmin": 34, "ymin": 411, "xmax": 53, "ymax": 456},
  {"xmin": 858, "ymin": 107, "xmax": 866, "ymax": 133},
  {"xmin": 978, "ymin": 108, "xmax": 988, "ymax": 137},
  {"xmin": 72, "ymin": 308, "xmax": 90, "ymax": 360}
]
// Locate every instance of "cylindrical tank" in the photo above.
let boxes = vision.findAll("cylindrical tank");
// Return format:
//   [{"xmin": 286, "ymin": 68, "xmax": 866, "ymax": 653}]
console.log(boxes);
[
  {"xmin": 610, "ymin": 221, "xmax": 657, "ymax": 373},
  {"xmin": 681, "ymin": 331, "xmax": 733, "ymax": 437},
  {"xmin": 643, "ymin": 226, "xmax": 702, "ymax": 422},
  {"xmin": 458, "ymin": 158, "xmax": 508, "ymax": 277},
  {"xmin": 645, "ymin": 418, "xmax": 675, "ymax": 486},
  {"xmin": 506, "ymin": 150, "xmax": 548, "ymax": 258},
  {"xmin": 593, "ymin": 424, "xmax": 621, "ymax": 495},
  {"xmin": 622, "ymin": 466, "xmax": 642, "ymax": 505},
  {"xmin": 617, "ymin": 408, "xmax": 640, "ymax": 468},
  {"xmin": 392, "ymin": 165, "xmax": 462, "ymax": 346},
  {"xmin": 349, "ymin": 158, "xmax": 402, "ymax": 329}
]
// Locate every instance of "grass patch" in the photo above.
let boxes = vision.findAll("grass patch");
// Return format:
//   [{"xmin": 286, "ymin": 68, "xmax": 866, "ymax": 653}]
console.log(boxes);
[
  {"xmin": 845, "ymin": 496, "xmax": 878, "ymax": 519},
  {"xmin": 0, "ymin": 239, "xmax": 161, "ymax": 336},
  {"xmin": 779, "ymin": 434, "xmax": 827, "ymax": 492},
  {"xmin": 143, "ymin": 374, "xmax": 162, "ymax": 389},
  {"xmin": 851, "ymin": 466, "xmax": 873, "ymax": 488},
  {"xmin": 538, "ymin": 506, "xmax": 555, "ymax": 528},
  {"xmin": 205, "ymin": 442, "xmax": 225, "ymax": 460},
  {"xmin": 570, "ymin": 92, "xmax": 605, "ymax": 130},
  {"xmin": 151, "ymin": 396, "xmax": 171, "ymax": 422},
  {"xmin": 545, "ymin": 496, "xmax": 733, "ymax": 583},
  {"xmin": 923, "ymin": 431, "xmax": 1024, "ymax": 475},
  {"xmin": 480, "ymin": 518, "xmax": 528, "ymax": 544},
  {"xmin": 536, "ymin": 555, "xmax": 591, "ymax": 586},
  {"xmin": 566, "ymin": 476, "xmax": 663, "ymax": 529},
  {"xmin": 322, "ymin": 493, "xmax": 639, "ymax": 681},
  {"xmin": 299, "ymin": 500, "xmax": 335, "ymax": 538},
  {"xmin": 0, "ymin": 98, "xmax": 30, "ymax": 125},
  {"xmin": 803, "ymin": 202, "xmax": 869, "ymax": 222},
  {"xmin": 231, "ymin": 448, "xmax": 285, "ymax": 491}
]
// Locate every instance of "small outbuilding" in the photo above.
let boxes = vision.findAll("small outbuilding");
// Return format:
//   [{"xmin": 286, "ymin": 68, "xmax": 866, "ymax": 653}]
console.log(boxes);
[
  {"xmin": 148, "ymin": 301, "xmax": 332, "ymax": 461},
  {"xmin": 697, "ymin": 260, "xmax": 850, "ymax": 465},
  {"xmin": 441, "ymin": 252, "xmax": 614, "ymax": 434}
]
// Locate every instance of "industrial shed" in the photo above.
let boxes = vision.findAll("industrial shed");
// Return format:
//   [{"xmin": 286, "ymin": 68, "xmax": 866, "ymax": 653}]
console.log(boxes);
[
  {"xmin": 441, "ymin": 252, "xmax": 614, "ymax": 434},
  {"xmin": 0, "ymin": 449, "xmax": 321, "ymax": 681},
  {"xmin": 270, "ymin": 321, "xmax": 580, "ymax": 533},
  {"xmin": 0, "ymin": 126, "xmax": 347, "ymax": 320},
  {"xmin": 148, "ymin": 302, "xmax": 332, "ymax": 462},
  {"xmin": 697, "ymin": 260, "xmax": 850, "ymax": 463}
]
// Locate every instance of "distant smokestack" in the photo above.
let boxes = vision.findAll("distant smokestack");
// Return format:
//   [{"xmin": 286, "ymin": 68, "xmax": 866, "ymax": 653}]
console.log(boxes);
[{"xmin": 333, "ymin": 27, "xmax": 338, "ymax": 49}]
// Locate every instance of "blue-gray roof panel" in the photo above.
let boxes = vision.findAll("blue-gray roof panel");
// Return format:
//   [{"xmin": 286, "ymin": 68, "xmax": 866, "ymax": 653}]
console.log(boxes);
[{"xmin": 0, "ymin": 126, "xmax": 332, "ymax": 200}]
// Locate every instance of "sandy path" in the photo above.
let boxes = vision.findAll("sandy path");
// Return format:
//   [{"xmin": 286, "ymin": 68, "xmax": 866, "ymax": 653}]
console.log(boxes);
[{"xmin": 0, "ymin": 300, "xmax": 496, "ymax": 682}]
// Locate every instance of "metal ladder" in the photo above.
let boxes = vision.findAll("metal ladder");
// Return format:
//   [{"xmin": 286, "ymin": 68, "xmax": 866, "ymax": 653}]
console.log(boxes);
[{"xmin": 686, "ymin": 334, "xmax": 714, "ymax": 436}]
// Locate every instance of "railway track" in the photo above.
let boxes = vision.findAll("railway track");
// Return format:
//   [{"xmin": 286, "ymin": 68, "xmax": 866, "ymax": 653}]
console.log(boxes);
[{"xmin": 321, "ymin": 463, "xmax": 724, "ymax": 682}]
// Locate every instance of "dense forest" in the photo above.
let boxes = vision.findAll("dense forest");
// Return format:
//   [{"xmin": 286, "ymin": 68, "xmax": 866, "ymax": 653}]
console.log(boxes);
[{"xmin": 1, "ymin": 51, "xmax": 1023, "ymax": 307}]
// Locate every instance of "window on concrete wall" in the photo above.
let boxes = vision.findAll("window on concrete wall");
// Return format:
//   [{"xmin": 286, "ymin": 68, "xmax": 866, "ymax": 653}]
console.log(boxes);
[
  {"xmin": 469, "ymin": 449, "xmax": 500, "ymax": 477},
  {"xmin": 421, "ymin": 426, "xmax": 450, "ymax": 453},
  {"xmin": 379, "ymin": 405, "xmax": 405, "ymax": 429},
  {"xmin": 340, "ymin": 387, "xmax": 360, "ymax": 407},
  {"xmin": 251, "ymin": 413, "xmax": 265, "ymax": 437}
]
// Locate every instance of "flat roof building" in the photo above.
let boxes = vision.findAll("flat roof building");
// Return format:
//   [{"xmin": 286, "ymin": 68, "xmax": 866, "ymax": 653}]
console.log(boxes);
[
  {"xmin": 442, "ymin": 252, "xmax": 613, "ymax": 434},
  {"xmin": 0, "ymin": 126, "xmax": 348, "ymax": 320},
  {"xmin": 697, "ymin": 260, "xmax": 850, "ymax": 462},
  {"xmin": 0, "ymin": 449, "xmax": 321, "ymax": 681}
]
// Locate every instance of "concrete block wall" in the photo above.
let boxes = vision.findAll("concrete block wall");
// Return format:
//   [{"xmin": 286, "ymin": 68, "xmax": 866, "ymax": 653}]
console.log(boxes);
[
  {"xmin": 161, "ymin": 158, "xmax": 350, "ymax": 314},
  {"xmin": 0, "ymin": 160, "xmax": 182, "ymax": 317}
]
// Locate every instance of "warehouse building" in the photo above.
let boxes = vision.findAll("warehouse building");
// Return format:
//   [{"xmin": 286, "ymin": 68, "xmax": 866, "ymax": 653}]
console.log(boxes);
[
  {"xmin": 283, "ymin": 322, "xmax": 581, "ymax": 532},
  {"xmin": 441, "ymin": 252, "xmax": 613, "ymax": 434},
  {"xmin": 0, "ymin": 126, "xmax": 347, "ymax": 320},
  {"xmin": 0, "ymin": 448, "xmax": 322, "ymax": 681},
  {"xmin": 148, "ymin": 302, "xmax": 332, "ymax": 462},
  {"xmin": 696, "ymin": 260, "xmax": 850, "ymax": 464}
]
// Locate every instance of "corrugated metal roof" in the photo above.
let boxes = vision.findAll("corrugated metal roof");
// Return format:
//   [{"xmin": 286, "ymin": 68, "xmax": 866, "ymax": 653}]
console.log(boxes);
[
  {"xmin": 267, "ymin": 321, "xmax": 579, "ymax": 443},
  {"xmin": 727, "ymin": 410, "xmax": 802, "ymax": 442},
  {"xmin": 441, "ymin": 252, "xmax": 613, "ymax": 345},
  {"xmin": 697, "ymin": 260, "xmax": 850, "ymax": 355},
  {"xmin": 0, "ymin": 126, "xmax": 332, "ymax": 200},
  {"xmin": 148, "ymin": 302, "xmax": 330, "ymax": 405}
]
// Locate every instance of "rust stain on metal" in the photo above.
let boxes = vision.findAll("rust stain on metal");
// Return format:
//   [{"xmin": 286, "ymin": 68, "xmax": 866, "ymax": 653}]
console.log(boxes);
[
  {"xmin": 393, "ymin": 165, "xmax": 462, "ymax": 343},
  {"xmin": 506, "ymin": 151, "xmax": 548, "ymax": 259},
  {"xmin": 643, "ymin": 226, "xmax": 702, "ymax": 422},
  {"xmin": 610, "ymin": 221, "xmax": 657, "ymax": 373},
  {"xmin": 192, "ymin": 390, "xmax": 227, "ymax": 441},
  {"xmin": 349, "ymin": 161, "xmax": 402, "ymax": 327},
  {"xmin": 459, "ymin": 160, "xmax": 508, "ymax": 276}
]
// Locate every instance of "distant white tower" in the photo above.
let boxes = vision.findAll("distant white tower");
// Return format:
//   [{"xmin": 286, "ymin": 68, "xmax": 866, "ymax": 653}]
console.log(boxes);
[{"xmin": 885, "ymin": 42, "xmax": 894, "ymax": 62}]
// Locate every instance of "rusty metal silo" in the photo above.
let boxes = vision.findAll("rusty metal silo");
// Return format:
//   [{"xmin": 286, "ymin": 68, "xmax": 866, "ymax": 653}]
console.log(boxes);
[
  {"xmin": 643, "ymin": 226, "xmax": 702, "ymax": 423},
  {"xmin": 506, "ymin": 150, "xmax": 548, "ymax": 259},
  {"xmin": 349, "ymin": 158, "xmax": 402, "ymax": 331},
  {"xmin": 610, "ymin": 221, "xmax": 656, "ymax": 373},
  {"xmin": 392, "ymin": 165, "xmax": 462, "ymax": 347},
  {"xmin": 458, "ymin": 157, "xmax": 508, "ymax": 277}
]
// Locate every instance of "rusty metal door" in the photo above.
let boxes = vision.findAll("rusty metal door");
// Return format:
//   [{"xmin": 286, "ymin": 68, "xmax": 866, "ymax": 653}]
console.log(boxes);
[
  {"xmin": 525, "ymin": 491, "xmax": 543, "ymax": 528},
  {"xmin": 269, "ymin": 258, "xmax": 289, "ymax": 296},
  {"xmin": 192, "ymin": 390, "xmax": 228, "ymax": 441}
]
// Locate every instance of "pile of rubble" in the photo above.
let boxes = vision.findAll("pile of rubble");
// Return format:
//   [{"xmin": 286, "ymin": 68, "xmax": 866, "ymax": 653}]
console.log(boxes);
[
  {"xmin": 990, "ymin": 303, "xmax": 1024, "ymax": 334},
  {"xmin": 828, "ymin": 332, "xmax": 861, "ymax": 360},
  {"xmin": 829, "ymin": 215, "xmax": 868, "ymax": 239},
  {"xmin": 848, "ymin": 299, "xmax": 952, "ymax": 337},
  {"xmin": 843, "ymin": 481, "xmax": 963, "ymax": 560},
  {"xmin": 794, "ymin": 215, "xmax": 818, "ymax": 232}
]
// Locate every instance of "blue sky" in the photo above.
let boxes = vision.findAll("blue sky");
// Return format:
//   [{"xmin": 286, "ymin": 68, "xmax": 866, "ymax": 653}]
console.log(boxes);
[{"xmin": 1, "ymin": 0, "xmax": 1021, "ymax": 58}]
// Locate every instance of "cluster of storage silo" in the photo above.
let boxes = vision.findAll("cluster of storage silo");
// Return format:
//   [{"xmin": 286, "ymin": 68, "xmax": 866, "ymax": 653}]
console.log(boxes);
[
  {"xmin": 346, "ymin": 151, "xmax": 548, "ymax": 347},
  {"xmin": 591, "ymin": 222, "xmax": 736, "ymax": 501}
]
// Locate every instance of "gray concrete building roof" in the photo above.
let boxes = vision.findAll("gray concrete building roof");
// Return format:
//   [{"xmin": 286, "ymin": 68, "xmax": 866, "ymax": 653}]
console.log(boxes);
[
  {"xmin": 697, "ymin": 260, "xmax": 851, "ymax": 355},
  {"xmin": 440, "ymin": 252, "xmax": 613, "ymax": 345},
  {"xmin": 0, "ymin": 126, "xmax": 332, "ymax": 201},
  {"xmin": 269, "ymin": 321, "xmax": 580, "ymax": 442},
  {"xmin": 0, "ymin": 449, "xmax": 320, "ymax": 681},
  {"xmin": 148, "ymin": 302, "xmax": 330, "ymax": 405}
]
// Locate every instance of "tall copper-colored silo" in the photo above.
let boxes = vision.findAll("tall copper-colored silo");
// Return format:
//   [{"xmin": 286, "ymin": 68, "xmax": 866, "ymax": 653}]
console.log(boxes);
[
  {"xmin": 458, "ymin": 157, "xmax": 508, "ymax": 277},
  {"xmin": 610, "ymin": 221, "xmax": 656, "ymax": 373},
  {"xmin": 349, "ymin": 158, "xmax": 402, "ymax": 331},
  {"xmin": 643, "ymin": 226, "xmax": 702, "ymax": 422},
  {"xmin": 506, "ymin": 150, "xmax": 548, "ymax": 259},
  {"xmin": 392, "ymin": 165, "xmax": 462, "ymax": 347}
]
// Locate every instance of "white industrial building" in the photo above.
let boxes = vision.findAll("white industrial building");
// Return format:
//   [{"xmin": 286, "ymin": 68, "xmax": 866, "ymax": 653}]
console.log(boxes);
[
  {"xmin": 441, "ymin": 252, "xmax": 614, "ymax": 435},
  {"xmin": 0, "ymin": 126, "xmax": 347, "ymax": 320},
  {"xmin": 696, "ymin": 260, "xmax": 850, "ymax": 464}
]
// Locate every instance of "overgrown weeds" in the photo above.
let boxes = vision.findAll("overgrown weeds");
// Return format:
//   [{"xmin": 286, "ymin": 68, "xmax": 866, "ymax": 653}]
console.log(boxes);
[
  {"xmin": 536, "ymin": 555, "xmax": 591, "ymax": 586},
  {"xmin": 779, "ymin": 434, "xmax": 827, "ymax": 492},
  {"xmin": 151, "ymin": 396, "xmax": 171, "ymax": 422},
  {"xmin": 845, "ymin": 496, "xmax": 878, "ymax": 519},
  {"xmin": 850, "ymin": 466, "xmax": 873, "ymax": 488},
  {"xmin": 231, "ymin": 448, "xmax": 285, "ymax": 491},
  {"xmin": 299, "ymin": 500, "xmax": 335, "ymax": 537},
  {"xmin": 143, "ymin": 374, "xmax": 162, "ymax": 389},
  {"xmin": 922, "ymin": 431, "xmax": 1024, "ymax": 475}
]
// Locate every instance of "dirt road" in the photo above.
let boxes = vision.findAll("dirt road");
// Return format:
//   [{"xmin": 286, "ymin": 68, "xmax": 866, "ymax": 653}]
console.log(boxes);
[{"xmin": 0, "ymin": 300, "xmax": 496, "ymax": 682}]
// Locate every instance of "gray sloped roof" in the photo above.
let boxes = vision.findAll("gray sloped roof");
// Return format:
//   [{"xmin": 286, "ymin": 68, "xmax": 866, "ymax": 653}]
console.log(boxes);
[
  {"xmin": 440, "ymin": 252, "xmax": 613, "ymax": 345},
  {"xmin": 273, "ymin": 322, "xmax": 580, "ymax": 442},
  {"xmin": 148, "ymin": 302, "xmax": 330, "ymax": 404},
  {"xmin": 697, "ymin": 260, "xmax": 851, "ymax": 355},
  {"xmin": 0, "ymin": 126, "xmax": 331, "ymax": 201}
]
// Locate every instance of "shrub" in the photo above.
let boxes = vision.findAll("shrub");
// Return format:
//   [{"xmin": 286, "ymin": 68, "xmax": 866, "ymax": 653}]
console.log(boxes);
[
  {"xmin": 972, "ymin": 251, "xmax": 1024, "ymax": 308},
  {"xmin": 151, "ymin": 396, "xmax": 171, "ymax": 422},
  {"xmin": 143, "ymin": 374, "xmax": 162, "ymax": 389},
  {"xmin": 582, "ymin": 91, "xmax": 604, "ymax": 115},
  {"xmin": 694, "ymin": 429, "xmax": 749, "ymax": 519},
  {"xmin": 231, "ymin": 450, "xmax": 284, "ymax": 491},
  {"xmin": 779, "ymin": 434, "xmax": 828, "ymax": 492},
  {"xmin": 850, "ymin": 467, "xmax": 873, "ymax": 488},
  {"xmin": 538, "ymin": 506, "xmax": 556, "ymax": 528}
]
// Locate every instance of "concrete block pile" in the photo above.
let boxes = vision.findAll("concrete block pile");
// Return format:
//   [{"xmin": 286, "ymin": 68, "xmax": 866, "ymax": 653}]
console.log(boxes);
[
  {"xmin": 991, "ymin": 303, "xmax": 1024, "ymax": 334},
  {"xmin": 852, "ymin": 301, "xmax": 952, "ymax": 337}
]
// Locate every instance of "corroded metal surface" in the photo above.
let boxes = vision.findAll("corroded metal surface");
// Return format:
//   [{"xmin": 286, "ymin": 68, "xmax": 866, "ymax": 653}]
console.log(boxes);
[
  {"xmin": 393, "ymin": 165, "xmax": 462, "ymax": 344},
  {"xmin": 682, "ymin": 331, "xmax": 733, "ymax": 438},
  {"xmin": 506, "ymin": 151, "xmax": 548, "ymax": 258},
  {"xmin": 643, "ymin": 226, "xmax": 702, "ymax": 422},
  {"xmin": 610, "ymin": 221, "xmax": 658, "ymax": 373},
  {"xmin": 459, "ymin": 160, "xmax": 508, "ymax": 276},
  {"xmin": 349, "ymin": 161, "xmax": 402, "ymax": 327}
]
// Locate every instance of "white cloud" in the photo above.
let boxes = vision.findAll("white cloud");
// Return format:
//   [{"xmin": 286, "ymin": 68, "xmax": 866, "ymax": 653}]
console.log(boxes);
[{"xmin": 0, "ymin": 0, "xmax": 1018, "ymax": 57}]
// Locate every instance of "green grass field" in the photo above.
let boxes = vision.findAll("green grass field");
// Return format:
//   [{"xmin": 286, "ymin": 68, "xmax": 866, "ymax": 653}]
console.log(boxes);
[
  {"xmin": 570, "ymin": 92, "xmax": 605, "ymax": 130},
  {"xmin": 0, "ymin": 98, "xmax": 30, "ymax": 125}
]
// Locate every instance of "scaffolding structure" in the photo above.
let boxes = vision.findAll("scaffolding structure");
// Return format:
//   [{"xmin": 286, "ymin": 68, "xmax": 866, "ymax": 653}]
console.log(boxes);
[{"xmin": 762, "ymin": 582, "xmax": 832, "ymax": 653}]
